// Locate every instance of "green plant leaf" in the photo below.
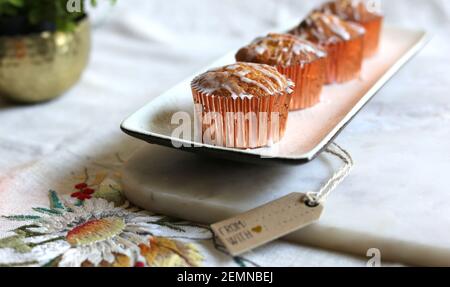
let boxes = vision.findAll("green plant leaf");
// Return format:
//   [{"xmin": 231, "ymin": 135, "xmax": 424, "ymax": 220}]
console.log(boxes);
[{"xmin": 1, "ymin": 0, "xmax": 116, "ymax": 32}]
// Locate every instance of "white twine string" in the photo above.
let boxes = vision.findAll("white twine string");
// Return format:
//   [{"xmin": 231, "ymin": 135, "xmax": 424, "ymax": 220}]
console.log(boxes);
[{"xmin": 306, "ymin": 143, "xmax": 354, "ymax": 206}]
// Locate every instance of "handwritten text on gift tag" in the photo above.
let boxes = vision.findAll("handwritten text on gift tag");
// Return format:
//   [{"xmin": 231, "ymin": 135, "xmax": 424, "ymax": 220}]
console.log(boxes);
[{"xmin": 211, "ymin": 193, "xmax": 323, "ymax": 256}]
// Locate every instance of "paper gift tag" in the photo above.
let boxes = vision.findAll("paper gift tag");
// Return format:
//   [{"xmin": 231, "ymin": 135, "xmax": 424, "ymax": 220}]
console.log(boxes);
[{"xmin": 211, "ymin": 192, "xmax": 323, "ymax": 256}]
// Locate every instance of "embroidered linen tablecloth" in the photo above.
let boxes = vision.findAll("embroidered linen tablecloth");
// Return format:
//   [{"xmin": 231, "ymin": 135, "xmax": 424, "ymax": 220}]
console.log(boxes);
[{"xmin": 0, "ymin": 0, "xmax": 448, "ymax": 267}]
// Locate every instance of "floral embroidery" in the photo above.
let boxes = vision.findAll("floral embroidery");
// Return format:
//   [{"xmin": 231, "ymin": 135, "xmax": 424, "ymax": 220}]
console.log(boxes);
[
  {"xmin": 70, "ymin": 170, "xmax": 109, "ymax": 202},
  {"xmin": 75, "ymin": 183, "xmax": 89, "ymax": 190},
  {"xmin": 0, "ymin": 169, "xmax": 260, "ymax": 267},
  {"xmin": 67, "ymin": 169, "xmax": 125, "ymax": 207},
  {"xmin": 0, "ymin": 188, "xmax": 208, "ymax": 267},
  {"xmin": 71, "ymin": 183, "xmax": 95, "ymax": 201}
]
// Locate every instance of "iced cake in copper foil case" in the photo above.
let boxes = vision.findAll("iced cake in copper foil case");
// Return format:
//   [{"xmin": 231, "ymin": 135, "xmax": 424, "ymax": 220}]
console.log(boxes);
[
  {"xmin": 236, "ymin": 33, "xmax": 327, "ymax": 110},
  {"xmin": 191, "ymin": 63, "xmax": 294, "ymax": 149},
  {"xmin": 319, "ymin": 0, "xmax": 384, "ymax": 57},
  {"xmin": 289, "ymin": 12, "xmax": 365, "ymax": 84}
]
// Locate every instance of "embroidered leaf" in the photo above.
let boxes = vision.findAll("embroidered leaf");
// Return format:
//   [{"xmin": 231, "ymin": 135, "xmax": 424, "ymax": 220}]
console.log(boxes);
[
  {"xmin": 43, "ymin": 255, "xmax": 63, "ymax": 267},
  {"xmin": 3, "ymin": 215, "xmax": 41, "ymax": 221},
  {"xmin": 49, "ymin": 190, "xmax": 65, "ymax": 210},
  {"xmin": 93, "ymin": 179, "xmax": 125, "ymax": 206},
  {"xmin": 15, "ymin": 224, "xmax": 46, "ymax": 237},
  {"xmin": 0, "ymin": 261, "xmax": 39, "ymax": 267},
  {"xmin": 153, "ymin": 217, "xmax": 197, "ymax": 233},
  {"xmin": 28, "ymin": 236, "xmax": 65, "ymax": 248},
  {"xmin": 0, "ymin": 235, "xmax": 31, "ymax": 253},
  {"xmin": 233, "ymin": 257, "xmax": 247, "ymax": 267},
  {"xmin": 91, "ymin": 172, "xmax": 107, "ymax": 186},
  {"xmin": 75, "ymin": 199, "xmax": 84, "ymax": 207},
  {"xmin": 156, "ymin": 216, "xmax": 183, "ymax": 224},
  {"xmin": 32, "ymin": 208, "xmax": 63, "ymax": 216},
  {"xmin": 152, "ymin": 221, "xmax": 186, "ymax": 233}
]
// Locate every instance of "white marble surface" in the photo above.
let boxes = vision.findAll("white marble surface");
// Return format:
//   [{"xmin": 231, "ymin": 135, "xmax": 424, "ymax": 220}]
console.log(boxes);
[{"xmin": 122, "ymin": 129, "xmax": 449, "ymax": 267}]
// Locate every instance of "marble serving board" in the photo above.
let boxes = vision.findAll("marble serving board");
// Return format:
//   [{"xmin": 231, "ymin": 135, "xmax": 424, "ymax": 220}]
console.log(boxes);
[
  {"xmin": 121, "ymin": 27, "xmax": 428, "ymax": 164},
  {"xmin": 123, "ymin": 142, "xmax": 450, "ymax": 267}
]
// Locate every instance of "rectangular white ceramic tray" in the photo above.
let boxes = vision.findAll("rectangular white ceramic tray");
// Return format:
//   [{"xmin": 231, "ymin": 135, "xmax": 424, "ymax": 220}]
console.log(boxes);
[{"xmin": 121, "ymin": 27, "xmax": 429, "ymax": 164}]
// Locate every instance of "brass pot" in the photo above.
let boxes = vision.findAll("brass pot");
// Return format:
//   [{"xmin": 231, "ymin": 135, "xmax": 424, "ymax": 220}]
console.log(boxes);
[{"xmin": 0, "ymin": 17, "xmax": 91, "ymax": 103}]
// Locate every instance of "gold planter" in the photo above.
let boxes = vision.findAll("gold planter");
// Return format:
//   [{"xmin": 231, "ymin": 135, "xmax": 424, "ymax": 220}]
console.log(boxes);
[{"xmin": 0, "ymin": 17, "xmax": 91, "ymax": 103}]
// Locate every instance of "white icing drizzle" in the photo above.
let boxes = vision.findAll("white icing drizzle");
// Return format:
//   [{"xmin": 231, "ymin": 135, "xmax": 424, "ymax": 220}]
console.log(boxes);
[
  {"xmin": 251, "ymin": 63, "xmax": 285, "ymax": 91},
  {"xmin": 321, "ymin": 0, "xmax": 382, "ymax": 22},
  {"xmin": 253, "ymin": 64, "xmax": 284, "ymax": 88},
  {"xmin": 292, "ymin": 40, "xmax": 327, "ymax": 59},
  {"xmin": 255, "ymin": 45, "xmax": 266, "ymax": 55},
  {"xmin": 192, "ymin": 63, "xmax": 294, "ymax": 100},
  {"xmin": 243, "ymin": 34, "xmax": 326, "ymax": 66},
  {"xmin": 322, "ymin": 14, "xmax": 351, "ymax": 40},
  {"xmin": 293, "ymin": 12, "xmax": 364, "ymax": 44},
  {"xmin": 240, "ymin": 76, "xmax": 273, "ymax": 95}
]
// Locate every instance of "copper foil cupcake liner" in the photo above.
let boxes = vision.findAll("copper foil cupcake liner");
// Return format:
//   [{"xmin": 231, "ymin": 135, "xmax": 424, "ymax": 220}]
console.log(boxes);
[
  {"xmin": 277, "ymin": 58, "xmax": 326, "ymax": 110},
  {"xmin": 324, "ymin": 35, "xmax": 364, "ymax": 84},
  {"xmin": 192, "ymin": 88, "xmax": 292, "ymax": 149},
  {"xmin": 361, "ymin": 16, "xmax": 383, "ymax": 58}
]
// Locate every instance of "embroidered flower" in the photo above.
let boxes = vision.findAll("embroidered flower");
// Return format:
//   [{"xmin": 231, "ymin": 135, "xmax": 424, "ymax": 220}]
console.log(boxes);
[
  {"xmin": 0, "ymin": 169, "xmax": 258, "ymax": 268},
  {"xmin": 74, "ymin": 183, "xmax": 88, "ymax": 190},
  {"xmin": 71, "ymin": 192, "xmax": 92, "ymax": 201},
  {"xmin": 0, "ymin": 190, "xmax": 209, "ymax": 267},
  {"xmin": 71, "ymin": 183, "xmax": 96, "ymax": 201}
]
